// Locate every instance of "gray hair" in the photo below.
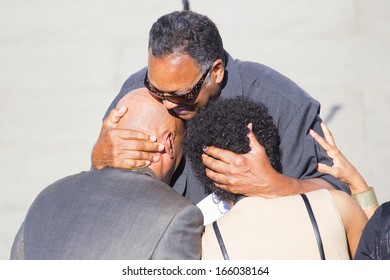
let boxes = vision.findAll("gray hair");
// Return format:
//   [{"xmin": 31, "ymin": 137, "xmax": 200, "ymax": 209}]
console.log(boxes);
[{"xmin": 148, "ymin": 11, "xmax": 225, "ymax": 72}]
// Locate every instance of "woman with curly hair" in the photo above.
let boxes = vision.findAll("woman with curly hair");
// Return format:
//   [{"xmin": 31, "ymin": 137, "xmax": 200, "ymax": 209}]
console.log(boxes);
[{"xmin": 185, "ymin": 97, "xmax": 367, "ymax": 260}]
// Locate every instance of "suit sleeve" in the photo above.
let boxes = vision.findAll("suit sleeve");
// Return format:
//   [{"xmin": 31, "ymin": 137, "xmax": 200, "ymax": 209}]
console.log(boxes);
[
  {"xmin": 152, "ymin": 205, "xmax": 204, "ymax": 260},
  {"xmin": 10, "ymin": 222, "xmax": 25, "ymax": 260}
]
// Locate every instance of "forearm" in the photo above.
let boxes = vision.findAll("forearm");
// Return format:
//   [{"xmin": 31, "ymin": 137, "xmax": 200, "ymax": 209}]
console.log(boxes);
[
  {"xmin": 257, "ymin": 172, "xmax": 334, "ymax": 198},
  {"xmin": 349, "ymin": 173, "xmax": 369, "ymax": 194}
]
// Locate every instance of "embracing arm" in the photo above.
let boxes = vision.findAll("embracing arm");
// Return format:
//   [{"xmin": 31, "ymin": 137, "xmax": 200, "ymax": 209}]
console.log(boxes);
[{"xmin": 202, "ymin": 123, "xmax": 334, "ymax": 198}]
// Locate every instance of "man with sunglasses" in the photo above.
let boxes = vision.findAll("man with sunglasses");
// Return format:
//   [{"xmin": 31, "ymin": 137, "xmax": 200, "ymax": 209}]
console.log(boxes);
[{"xmin": 91, "ymin": 10, "xmax": 349, "ymax": 206}]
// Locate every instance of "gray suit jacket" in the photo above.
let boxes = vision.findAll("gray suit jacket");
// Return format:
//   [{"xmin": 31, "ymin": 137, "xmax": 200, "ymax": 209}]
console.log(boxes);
[{"xmin": 11, "ymin": 168, "xmax": 203, "ymax": 259}]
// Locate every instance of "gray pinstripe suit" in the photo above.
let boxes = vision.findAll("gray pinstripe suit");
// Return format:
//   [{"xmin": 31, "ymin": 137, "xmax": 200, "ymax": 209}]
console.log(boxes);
[{"xmin": 11, "ymin": 167, "xmax": 203, "ymax": 259}]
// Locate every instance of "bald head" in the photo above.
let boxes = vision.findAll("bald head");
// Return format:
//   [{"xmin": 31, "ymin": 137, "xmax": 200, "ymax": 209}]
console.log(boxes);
[
  {"xmin": 117, "ymin": 88, "xmax": 183, "ymax": 140},
  {"xmin": 116, "ymin": 88, "xmax": 184, "ymax": 183}
]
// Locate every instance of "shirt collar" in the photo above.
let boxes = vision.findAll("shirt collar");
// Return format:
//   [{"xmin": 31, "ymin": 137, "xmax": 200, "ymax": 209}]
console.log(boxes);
[
  {"xmin": 220, "ymin": 51, "xmax": 244, "ymax": 99},
  {"xmin": 119, "ymin": 167, "xmax": 158, "ymax": 180}
]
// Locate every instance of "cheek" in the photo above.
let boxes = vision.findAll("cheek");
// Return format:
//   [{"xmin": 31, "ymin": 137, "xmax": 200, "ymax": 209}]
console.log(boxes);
[{"xmin": 196, "ymin": 91, "xmax": 212, "ymax": 107}]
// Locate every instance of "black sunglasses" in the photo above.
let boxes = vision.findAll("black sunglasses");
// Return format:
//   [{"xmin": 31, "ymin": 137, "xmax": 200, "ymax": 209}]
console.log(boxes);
[{"xmin": 144, "ymin": 68, "xmax": 210, "ymax": 104}]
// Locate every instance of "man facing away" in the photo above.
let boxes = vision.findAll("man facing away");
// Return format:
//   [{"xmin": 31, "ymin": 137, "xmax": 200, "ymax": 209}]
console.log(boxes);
[{"xmin": 11, "ymin": 88, "xmax": 203, "ymax": 260}]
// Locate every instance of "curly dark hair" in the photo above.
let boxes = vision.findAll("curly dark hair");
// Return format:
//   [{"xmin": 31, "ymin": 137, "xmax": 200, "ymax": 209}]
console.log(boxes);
[
  {"xmin": 148, "ymin": 11, "xmax": 225, "ymax": 72},
  {"xmin": 184, "ymin": 97, "xmax": 282, "ymax": 202}
]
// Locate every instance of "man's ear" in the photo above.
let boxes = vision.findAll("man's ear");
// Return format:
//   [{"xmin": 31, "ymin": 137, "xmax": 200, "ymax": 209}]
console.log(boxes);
[
  {"xmin": 212, "ymin": 58, "xmax": 224, "ymax": 84},
  {"xmin": 162, "ymin": 132, "xmax": 175, "ymax": 159}
]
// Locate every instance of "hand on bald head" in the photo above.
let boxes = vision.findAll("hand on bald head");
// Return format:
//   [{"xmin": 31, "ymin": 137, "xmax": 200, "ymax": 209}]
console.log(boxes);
[
  {"xmin": 116, "ymin": 88, "xmax": 184, "ymax": 182},
  {"xmin": 116, "ymin": 88, "xmax": 183, "ymax": 140}
]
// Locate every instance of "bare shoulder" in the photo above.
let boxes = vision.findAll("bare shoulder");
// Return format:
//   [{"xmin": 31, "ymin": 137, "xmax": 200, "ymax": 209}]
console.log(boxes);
[
  {"xmin": 328, "ymin": 189, "xmax": 353, "ymax": 204},
  {"xmin": 328, "ymin": 189, "xmax": 367, "ymax": 222},
  {"xmin": 329, "ymin": 190, "xmax": 358, "ymax": 210}
]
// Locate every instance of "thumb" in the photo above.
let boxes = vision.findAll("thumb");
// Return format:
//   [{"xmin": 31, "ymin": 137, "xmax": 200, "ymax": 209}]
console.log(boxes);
[
  {"xmin": 246, "ymin": 123, "xmax": 266, "ymax": 155},
  {"xmin": 317, "ymin": 163, "xmax": 334, "ymax": 175},
  {"xmin": 103, "ymin": 106, "xmax": 128, "ymax": 128}
]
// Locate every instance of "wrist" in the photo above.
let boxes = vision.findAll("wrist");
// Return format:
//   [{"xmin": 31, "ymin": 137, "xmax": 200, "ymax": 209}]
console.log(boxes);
[
  {"xmin": 268, "ymin": 172, "xmax": 299, "ymax": 197},
  {"xmin": 352, "ymin": 186, "xmax": 378, "ymax": 210},
  {"xmin": 348, "ymin": 174, "xmax": 369, "ymax": 194},
  {"xmin": 91, "ymin": 145, "xmax": 106, "ymax": 170}
]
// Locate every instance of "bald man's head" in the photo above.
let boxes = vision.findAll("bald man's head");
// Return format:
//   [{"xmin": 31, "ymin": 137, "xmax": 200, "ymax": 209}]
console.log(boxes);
[
  {"xmin": 116, "ymin": 88, "xmax": 184, "ymax": 183},
  {"xmin": 117, "ymin": 88, "xmax": 183, "ymax": 139}
]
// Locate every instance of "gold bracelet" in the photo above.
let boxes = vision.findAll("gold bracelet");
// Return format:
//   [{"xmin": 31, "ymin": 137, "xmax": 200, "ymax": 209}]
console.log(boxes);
[{"xmin": 352, "ymin": 187, "xmax": 378, "ymax": 209}]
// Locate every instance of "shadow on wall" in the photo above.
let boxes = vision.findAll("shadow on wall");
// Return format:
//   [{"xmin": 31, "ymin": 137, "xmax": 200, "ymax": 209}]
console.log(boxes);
[{"xmin": 323, "ymin": 105, "xmax": 343, "ymax": 124}]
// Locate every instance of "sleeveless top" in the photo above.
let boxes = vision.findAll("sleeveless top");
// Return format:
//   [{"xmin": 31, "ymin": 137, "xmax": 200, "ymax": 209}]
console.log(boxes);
[{"xmin": 201, "ymin": 189, "xmax": 350, "ymax": 260}]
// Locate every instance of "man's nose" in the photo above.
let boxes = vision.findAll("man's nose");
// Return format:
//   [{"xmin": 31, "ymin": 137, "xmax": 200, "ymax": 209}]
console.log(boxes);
[{"xmin": 162, "ymin": 99, "xmax": 179, "ymax": 110}]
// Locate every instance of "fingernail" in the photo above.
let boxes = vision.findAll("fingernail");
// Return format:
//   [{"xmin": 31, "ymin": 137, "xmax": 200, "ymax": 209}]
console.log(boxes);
[
  {"xmin": 116, "ymin": 106, "xmax": 126, "ymax": 114},
  {"xmin": 202, "ymin": 145, "xmax": 208, "ymax": 152},
  {"xmin": 150, "ymin": 135, "xmax": 157, "ymax": 142},
  {"xmin": 152, "ymin": 156, "xmax": 159, "ymax": 162},
  {"xmin": 145, "ymin": 160, "xmax": 151, "ymax": 166},
  {"xmin": 158, "ymin": 144, "xmax": 164, "ymax": 151}
]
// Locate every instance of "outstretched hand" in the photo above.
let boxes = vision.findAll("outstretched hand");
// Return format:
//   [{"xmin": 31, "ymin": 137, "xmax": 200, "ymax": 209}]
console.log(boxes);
[
  {"xmin": 309, "ymin": 122, "xmax": 368, "ymax": 193},
  {"xmin": 91, "ymin": 106, "xmax": 164, "ymax": 169},
  {"xmin": 201, "ymin": 123, "xmax": 281, "ymax": 198}
]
